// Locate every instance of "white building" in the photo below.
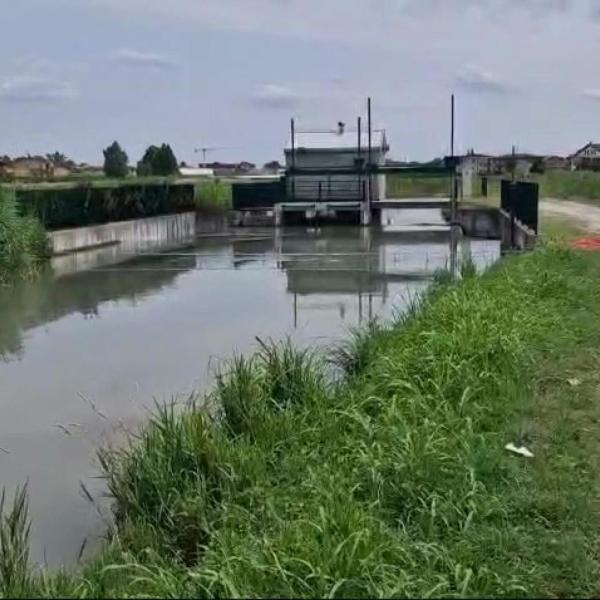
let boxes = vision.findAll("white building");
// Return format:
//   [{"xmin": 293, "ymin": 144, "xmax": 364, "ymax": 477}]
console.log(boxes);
[
  {"xmin": 570, "ymin": 142, "xmax": 600, "ymax": 169},
  {"xmin": 284, "ymin": 123, "xmax": 389, "ymax": 203}
]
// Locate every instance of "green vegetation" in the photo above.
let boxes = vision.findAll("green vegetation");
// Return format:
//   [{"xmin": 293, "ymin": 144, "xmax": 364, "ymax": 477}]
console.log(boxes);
[
  {"xmin": 102, "ymin": 142, "xmax": 129, "ymax": 178},
  {"xmin": 16, "ymin": 183, "xmax": 197, "ymax": 230},
  {"xmin": 4, "ymin": 245, "xmax": 600, "ymax": 596},
  {"xmin": 0, "ymin": 189, "xmax": 49, "ymax": 283},
  {"xmin": 387, "ymin": 174, "xmax": 451, "ymax": 197},
  {"xmin": 536, "ymin": 170, "xmax": 600, "ymax": 201},
  {"xmin": 474, "ymin": 171, "xmax": 600, "ymax": 204},
  {"xmin": 194, "ymin": 179, "xmax": 232, "ymax": 210},
  {"xmin": 137, "ymin": 145, "xmax": 179, "ymax": 177}
]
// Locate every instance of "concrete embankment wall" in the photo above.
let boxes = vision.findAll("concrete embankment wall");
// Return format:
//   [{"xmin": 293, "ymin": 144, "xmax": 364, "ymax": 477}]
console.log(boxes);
[
  {"xmin": 49, "ymin": 212, "xmax": 198, "ymax": 255},
  {"xmin": 48, "ymin": 211, "xmax": 228, "ymax": 275},
  {"xmin": 443, "ymin": 206, "xmax": 536, "ymax": 250}
]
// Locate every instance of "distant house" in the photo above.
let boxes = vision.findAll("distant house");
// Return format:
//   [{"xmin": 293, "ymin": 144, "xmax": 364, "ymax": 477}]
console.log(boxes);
[
  {"xmin": 542, "ymin": 155, "xmax": 569, "ymax": 170},
  {"xmin": 0, "ymin": 155, "xmax": 74, "ymax": 180},
  {"xmin": 459, "ymin": 153, "xmax": 496, "ymax": 175},
  {"xmin": 8, "ymin": 156, "xmax": 53, "ymax": 179},
  {"xmin": 180, "ymin": 166, "xmax": 214, "ymax": 177},
  {"xmin": 284, "ymin": 122, "xmax": 389, "ymax": 202},
  {"xmin": 263, "ymin": 160, "xmax": 284, "ymax": 174},
  {"xmin": 569, "ymin": 143, "xmax": 600, "ymax": 169},
  {"xmin": 72, "ymin": 163, "xmax": 104, "ymax": 176},
  {"xmin": 202, "ymin": 161, "xmax": 257, "ymax": 176}
]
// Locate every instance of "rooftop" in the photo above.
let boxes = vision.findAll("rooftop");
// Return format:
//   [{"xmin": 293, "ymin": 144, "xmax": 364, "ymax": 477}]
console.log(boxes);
[{"xmin": 285, "ymin": 128, "xmax": 388, "ymax": 152}]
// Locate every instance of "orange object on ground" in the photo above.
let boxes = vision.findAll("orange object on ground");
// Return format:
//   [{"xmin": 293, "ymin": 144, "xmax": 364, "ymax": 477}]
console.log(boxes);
[{"xmin": 572, "ymin": 237, "xmax": 600, "ymax": 250}]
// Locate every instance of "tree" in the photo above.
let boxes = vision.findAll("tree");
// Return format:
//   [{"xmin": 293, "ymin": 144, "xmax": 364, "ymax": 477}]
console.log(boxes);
[
  {"xmin": 137, "ymin": 144, "xmax": 179, "ymax": 177},
  {"xmin": 263, "ymin": 160, "xmax": 282, "ymax": 172},
  {"xmin": 103, "ymin": 142, "xmax": 129, "ymax": 178},
  {"xmin": 46, "ymin": 151, "xmax": 67, "ymax": 164}
]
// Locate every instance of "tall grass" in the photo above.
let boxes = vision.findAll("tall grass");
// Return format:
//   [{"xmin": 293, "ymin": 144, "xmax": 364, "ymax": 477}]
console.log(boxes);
[
  {"xmin": 0, "ymin": 487, "xmax": 31, "ymax": 598},
  {"xmin": 537, "ymin": 170, "xmax": 600, "ymax": 201},
  {"xmin": 5, "ymin": 246, "xmax": 600, "ymax": 596},
  {"xmin": 194, "ymin": 180, "xmax": 232, "ymax": 210},
  {"xmin": 473, "ymin": 171, "xmax": 600, "ymax": 203},
  {"xmin": 0, "ymin": 189, "xmax": 49, "ymax": 283}
]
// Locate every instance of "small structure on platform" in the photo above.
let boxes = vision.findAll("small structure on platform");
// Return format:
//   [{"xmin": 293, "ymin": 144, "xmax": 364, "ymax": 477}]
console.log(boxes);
[{"xmin": 284, "ymin": 121, "xmax": 389, "ymax": 204}]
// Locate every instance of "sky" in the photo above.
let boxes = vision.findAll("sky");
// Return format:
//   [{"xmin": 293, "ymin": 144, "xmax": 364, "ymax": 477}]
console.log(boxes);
[{"xmin": 2, "ymin": 0, "xmax": 600, "ymax": 165}]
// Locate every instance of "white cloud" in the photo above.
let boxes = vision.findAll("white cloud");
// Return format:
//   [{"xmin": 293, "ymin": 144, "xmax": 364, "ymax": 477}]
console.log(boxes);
[
  {"xmin": 455, "ymin": 64, "xmax": 507, "ymax": 93},
  {"xmin": 76, "ymin": 0, "xmax": 591, "ymax": 47},
  {"xmin": 250, "ymin": 84, "xmax": 299, "ymax": 109},
  {"xmin": 0, "ymin": 76, "xmax": 78, "ymax": 102},
  {"xmin": 109, "ymin": 48, "xmax": 175, "ymax": 69},
  {"xmin": 583, "ymin": 88, "xmax": 600, "ymax": 100}
]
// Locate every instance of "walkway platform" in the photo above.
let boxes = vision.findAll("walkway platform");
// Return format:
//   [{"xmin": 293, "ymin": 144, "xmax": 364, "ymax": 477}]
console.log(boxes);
[{"xmin": 373, "ymin": 198, "xmax": 451, "ymax": 210}]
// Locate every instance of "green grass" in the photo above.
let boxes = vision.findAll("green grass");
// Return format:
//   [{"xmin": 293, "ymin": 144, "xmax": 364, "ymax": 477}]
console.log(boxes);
[
  {"xmin": 5, "ymin": 245, "xmax": 600, "ymax": 596},
  {"xmin": 0, "ymin": 189, "xmax": 49, "ymax": 283},
  {"xmin": 387, "ymin": 174, "xmax": 452, "ymax": 197},
  {"xmin": 473, "ymin": 171, "xmax": 600, "ymax": 205},
  {"xmin": 537, "ymin": 171, "xmax": 600, "ymax": 202},
  {"xmin": 194, "ymin": 180, "xmax": 232, "ymax": 210}
]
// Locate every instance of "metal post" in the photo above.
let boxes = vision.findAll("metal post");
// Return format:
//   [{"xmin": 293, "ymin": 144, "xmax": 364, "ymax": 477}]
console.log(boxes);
[
  {"xmin": 511, "ymin": 144, "xmax": 516, "ymax": 183},
  {"xmin": 293, "ymin": 293, "xmax": 298, "ymax": 329},
  {"xmin": 357, "ymin": 116, "xmax": 362, "ymax": 203},
  {"xmin": 290, "ymin": 118, "xmax": 296, "ymax": 201},
  {"xmin": 450, "ymin": 94, "xmax": 457, "ymax": 224},
  {"xmin": 367, "ymin": 98, "xmax": 372, "ymax": 166},
  {"xmin": 450, "ymin": 94, "xmax": 455, "ymax": 158},
  {"xmin": 367, "ymin": 97, "xmax": 373, "ymax": 212}
]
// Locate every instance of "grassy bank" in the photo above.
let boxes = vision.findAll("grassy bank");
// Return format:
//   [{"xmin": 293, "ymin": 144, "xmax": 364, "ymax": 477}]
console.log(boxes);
[
  {"xmin": 5, "ymin": 245, "xmax": 600, "ymax": 596},
  {"xmin": 538, "ymin": 170, "xmax": 600, "ymax": 201},
  {"xmin": 0, "ymin": 189, "xmax": 49, "ymax": 283},
  {"xmin": 473, "ymin": 171, "xmax": 600, "ymax": 204},
  {"xmin": 387, "ymin": 174, "xmax": 451, "ymax": 197}
]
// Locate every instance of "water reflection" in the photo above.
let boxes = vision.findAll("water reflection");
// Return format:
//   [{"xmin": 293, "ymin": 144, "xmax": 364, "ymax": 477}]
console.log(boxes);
[{"xmin": 0, "ymin": 215, "xmax": 499, "ymax": 567}]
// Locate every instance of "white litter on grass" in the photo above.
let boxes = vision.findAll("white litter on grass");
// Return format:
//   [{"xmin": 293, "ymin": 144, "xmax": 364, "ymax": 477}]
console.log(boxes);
[
  {"xmin": 567, "ymin": 378, "xmax": 582, "ymax": 387},
  {"xmin": 505, "ymin": 443, "xmax": 534, "ymax": 458}
]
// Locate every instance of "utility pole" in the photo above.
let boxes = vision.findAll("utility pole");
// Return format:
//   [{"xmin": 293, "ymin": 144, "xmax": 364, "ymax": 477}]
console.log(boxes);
[{"xmin": 450, "ymin": 94, "xmax": 459, "ymax": 279}]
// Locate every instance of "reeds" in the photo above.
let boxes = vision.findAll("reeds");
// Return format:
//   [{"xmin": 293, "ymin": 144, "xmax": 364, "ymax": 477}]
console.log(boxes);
[{"xmin": 0, "ymin": 189, "xmax": 49, "ymax": 282}]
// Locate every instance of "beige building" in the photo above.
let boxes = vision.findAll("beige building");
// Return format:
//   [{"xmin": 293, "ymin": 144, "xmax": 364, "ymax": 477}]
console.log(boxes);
[{"xmin": 0, "ymin": 156, "xmax": 73, "ymax": 179}]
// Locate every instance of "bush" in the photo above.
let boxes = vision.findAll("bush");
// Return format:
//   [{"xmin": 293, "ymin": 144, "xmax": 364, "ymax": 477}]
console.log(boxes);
[
  {"xmin": 0, "ymin": 189, "xmax": 49, "ymax": 282},
  {"xmin": 194, "ymin": 180, "xmax": 232, "ymax": 210}
]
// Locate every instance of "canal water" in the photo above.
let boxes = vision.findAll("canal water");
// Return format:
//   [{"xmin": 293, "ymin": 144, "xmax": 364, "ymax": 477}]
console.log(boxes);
[{"xmin": 0, "ymin": 210, "xmax": 500, "ymax": 567}]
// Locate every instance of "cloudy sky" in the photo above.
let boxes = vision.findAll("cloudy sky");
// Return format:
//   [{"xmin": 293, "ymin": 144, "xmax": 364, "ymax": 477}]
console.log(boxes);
[{"xmin": 2, "ymin": 0, "xmax": 600, "ymax": 165}]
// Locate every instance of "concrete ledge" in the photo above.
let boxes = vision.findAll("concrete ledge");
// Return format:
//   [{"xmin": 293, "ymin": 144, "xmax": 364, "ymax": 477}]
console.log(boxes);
[
  {"xmin": 48, "ymin": 212, "xmax": 198, "ymax": 255},
  {"xmin": 442, "ymin": 206, "xmax": 501, "ymax": 239},
  {"xmin": 442, "ymin": 205, "xmax": 536, "ymax": 250}
]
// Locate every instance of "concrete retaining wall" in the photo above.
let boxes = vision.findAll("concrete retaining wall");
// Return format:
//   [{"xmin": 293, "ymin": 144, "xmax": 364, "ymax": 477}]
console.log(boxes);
[
  {"xmin": 49, "ymin": 211, "xmax": 226, "ymax": 255},
  {"xmin": 443, "ymin": 205, "xmax": 536, "ymax": 250},
  {"xmin": 499, "ymin": 209, "xmax": 537, "ymax": 251},
  {"xmin": 49, "ymin": 212, "xmax": 196, "ymax": 255}
]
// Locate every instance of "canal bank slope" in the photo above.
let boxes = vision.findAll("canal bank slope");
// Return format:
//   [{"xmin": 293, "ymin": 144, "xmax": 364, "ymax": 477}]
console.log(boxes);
[{"xmin": 4, "ymin": 244, "xmax": 600, "ymax": 597}]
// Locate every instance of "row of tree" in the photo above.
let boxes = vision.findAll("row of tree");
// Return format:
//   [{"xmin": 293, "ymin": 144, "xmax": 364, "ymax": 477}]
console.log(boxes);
[{"xmin": 103, "ymin": 142, "xmax": 179, "ymax": 178}]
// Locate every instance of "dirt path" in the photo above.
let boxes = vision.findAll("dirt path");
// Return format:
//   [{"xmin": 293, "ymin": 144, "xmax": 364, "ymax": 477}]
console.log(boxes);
[{"xmin": 542, "ymin": 198, "xmax": 600, "ymax": 233}]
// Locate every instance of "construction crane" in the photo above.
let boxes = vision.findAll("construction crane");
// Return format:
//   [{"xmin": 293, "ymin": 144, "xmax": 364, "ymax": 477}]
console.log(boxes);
[{"xmin": 193, "ymin": 146, "xmax": 240, "ymax": 164}]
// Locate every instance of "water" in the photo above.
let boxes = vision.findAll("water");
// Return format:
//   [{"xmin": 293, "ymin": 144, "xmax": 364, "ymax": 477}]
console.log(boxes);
[{"xmin": 0, "ymin": 210, "xmax": 500, "ymax": 567}]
